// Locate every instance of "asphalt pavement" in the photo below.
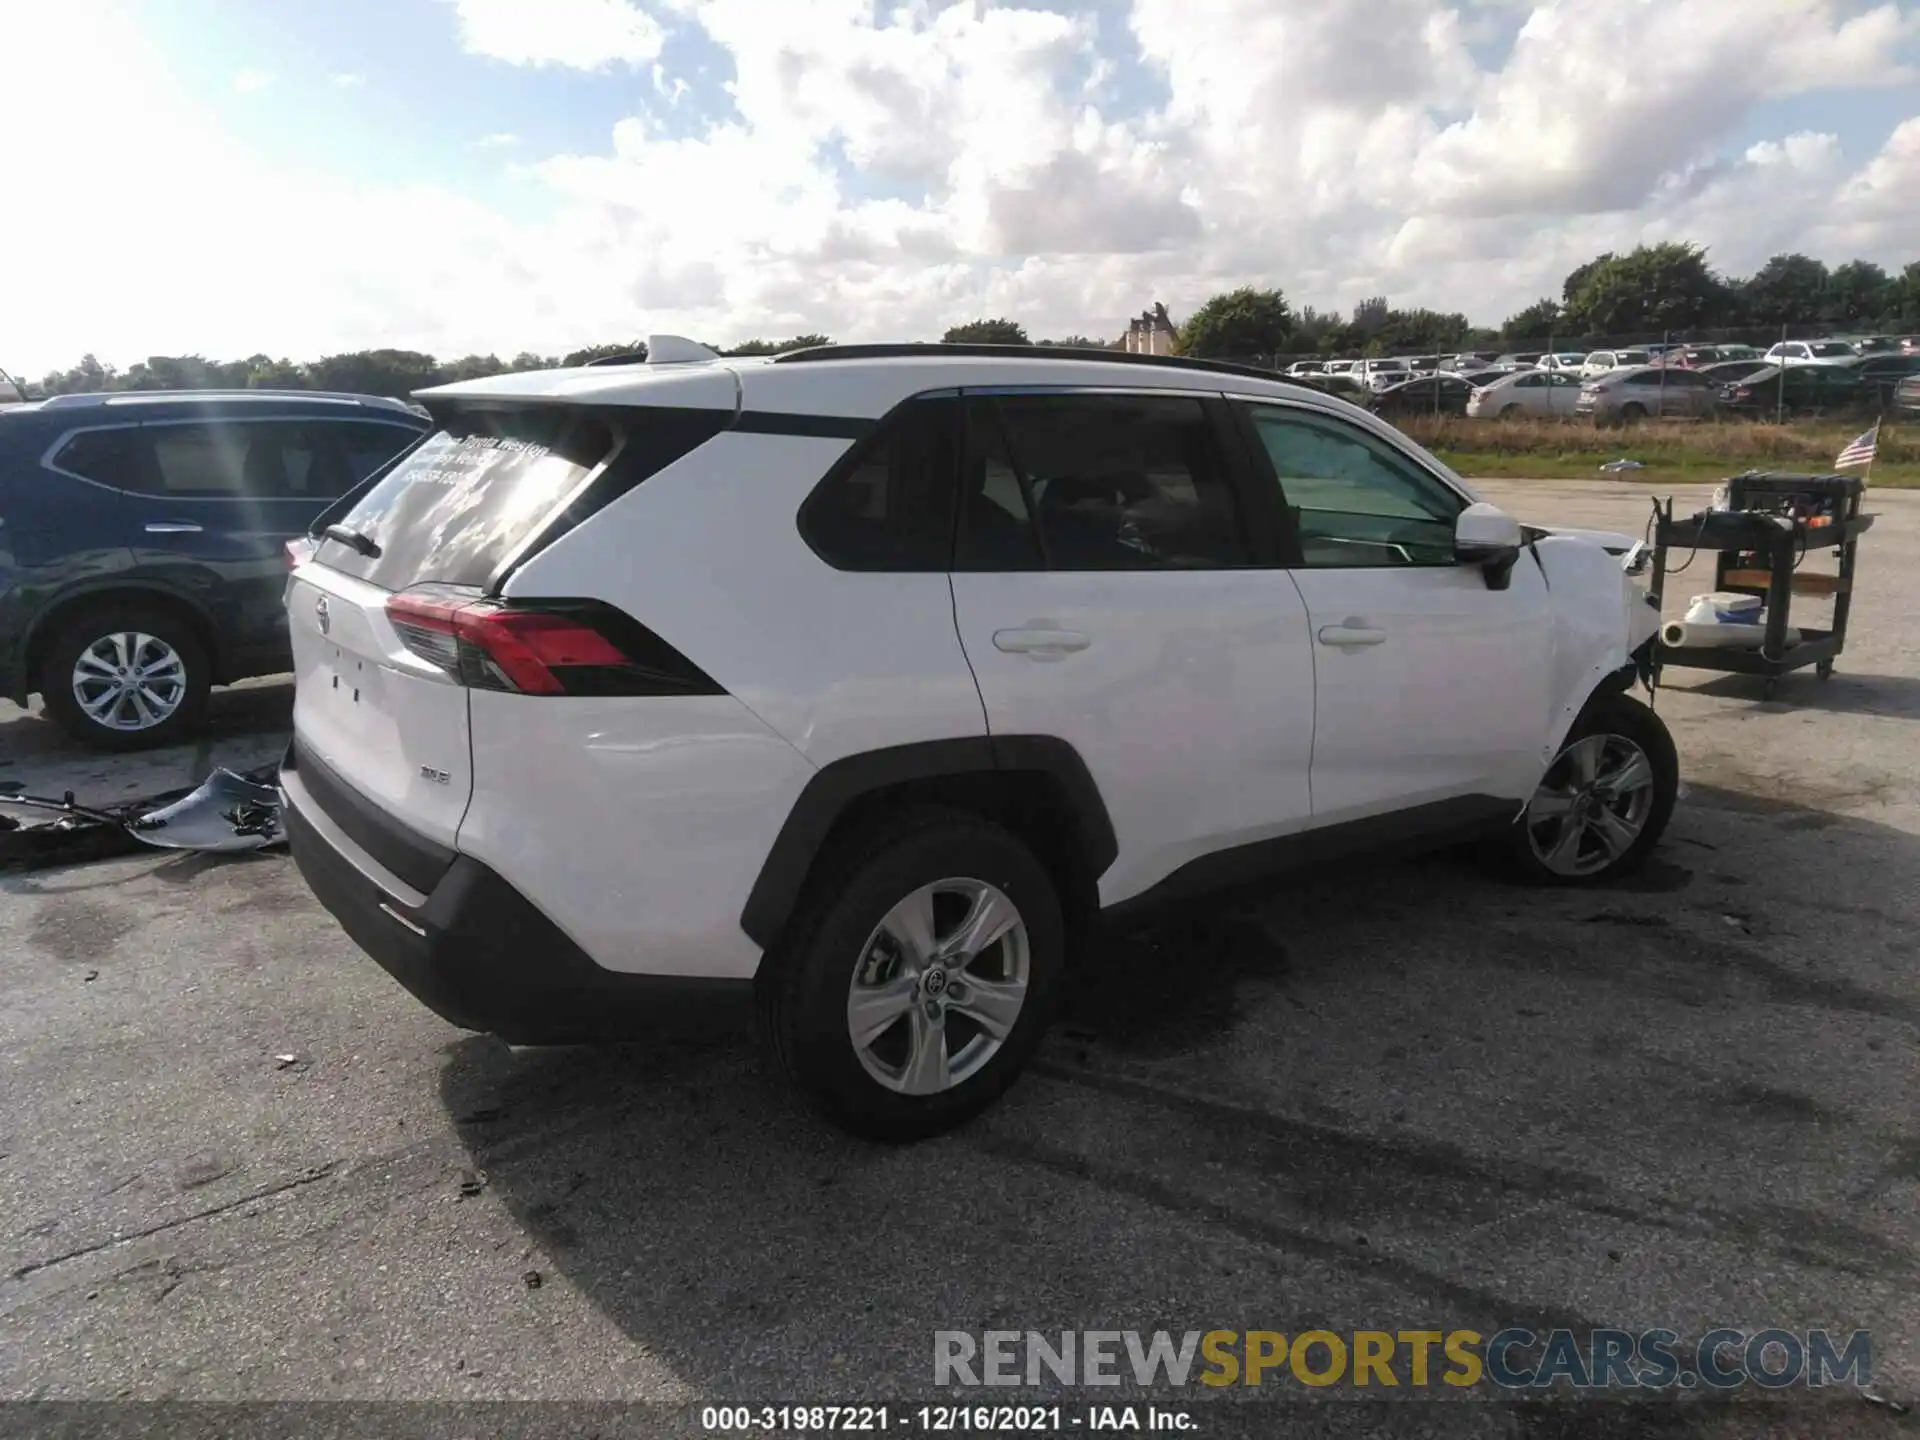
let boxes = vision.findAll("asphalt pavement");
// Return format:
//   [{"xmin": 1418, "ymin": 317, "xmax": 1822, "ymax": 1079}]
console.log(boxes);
[{"xmin": 2, "ymin": 482, "xmax": 1917, "ymax": 1438}]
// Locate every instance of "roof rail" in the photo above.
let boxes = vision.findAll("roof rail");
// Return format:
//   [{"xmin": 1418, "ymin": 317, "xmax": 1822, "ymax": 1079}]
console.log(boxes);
[
  {"xmin": 769, "ymin": 342, "xmax": 1292, "ymax": 385},
  {"xmin": 35, "ymin": 389, "xmax": 417, "ymax": 412}
]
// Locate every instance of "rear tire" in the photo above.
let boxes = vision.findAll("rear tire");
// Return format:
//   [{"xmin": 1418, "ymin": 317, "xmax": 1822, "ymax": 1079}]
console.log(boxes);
[
  {"xmin": 39, "ymin": 603, "xmax": 210, "ymax": 751},
  {"xmin": 760, "ymin": 809, "xmax": 1064, "ymax": 1142},
  {"xmin": 1502, "ymin": 692, "xmax": 1678, "ymax": 885},
  {"xmin": 1499, "ymin": 404, "xmax": 1523, "ymax": 419},
  {"xmin": 1619, "ymin": 402, "xmax": 1648, "ymax": 424}
]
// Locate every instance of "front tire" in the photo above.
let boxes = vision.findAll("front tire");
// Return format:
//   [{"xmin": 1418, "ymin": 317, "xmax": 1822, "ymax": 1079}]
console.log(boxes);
[
  {"xmin": 40, "ymin": 603, "xmax": 210, "ymax": 751},
  {"xmin": 761, "ymin": 809, "xmax": 1064, "ymax": 1142},
  {"xmin": 1505, "ymin": 692, "xmax": 1678, "ymax": 884}
]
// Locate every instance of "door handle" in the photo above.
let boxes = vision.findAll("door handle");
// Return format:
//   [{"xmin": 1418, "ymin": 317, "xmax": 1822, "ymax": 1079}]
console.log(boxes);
[
  {"xmin": 1317, "ymin": 622, "xmax": 1386, "ymax": 648},
  {"xmin": 144, "ymin": 521, "xmax": 203, "ymax": 534},
  {"xmin": 993, "ymin": 627, "xmax": 1091, "ymax": 656}
]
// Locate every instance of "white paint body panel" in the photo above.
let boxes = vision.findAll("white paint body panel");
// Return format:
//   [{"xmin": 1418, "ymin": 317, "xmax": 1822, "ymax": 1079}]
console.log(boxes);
[
  {"xmin": 950, "ymin": 569, "xmax": 1318, "ymax": 905},
  {"xmin": 505, "ymin": 431, "xmax": 988, "ymax": 768},
  {"xmin": 1289, "ymin": 560, "xmax": 1555, "ymax": 821},
  {"xmin": 457, "ymin": 690, "xmax": 812, "ymax": 978},
  {"xmin": 286, "ymin": 565, "xmax": 473, "ymax": 849}
]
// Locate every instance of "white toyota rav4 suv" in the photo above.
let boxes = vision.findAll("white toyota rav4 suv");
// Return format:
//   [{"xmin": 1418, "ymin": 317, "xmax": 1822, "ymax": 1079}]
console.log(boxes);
[{"xmin": 282, "ymin": 340, "xmax": 1674, "ymax": 1141}]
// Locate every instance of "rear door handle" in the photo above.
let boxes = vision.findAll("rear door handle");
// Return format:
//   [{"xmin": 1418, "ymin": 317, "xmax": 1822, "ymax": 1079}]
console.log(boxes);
[
  {"xmin": 145, "ymin": 521, "xmax": 203, "ymax": 534},
  {"xmin": 993, "ymin": 627, "xmax": 1091, "ymax": 656},
  {"xmin": 1317, "ymin": 622, "xmax": 1386, "ymax": 648}
]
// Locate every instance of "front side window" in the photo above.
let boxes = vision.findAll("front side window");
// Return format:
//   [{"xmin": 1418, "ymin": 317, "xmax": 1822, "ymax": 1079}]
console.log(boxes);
[
  {"xmin": 955, "ymin": 393, "xmax": 1248, "ymax": 572},
  {"xmin": 1242, "ymin": 405, "xmax": 1464, "ymax": 567}
]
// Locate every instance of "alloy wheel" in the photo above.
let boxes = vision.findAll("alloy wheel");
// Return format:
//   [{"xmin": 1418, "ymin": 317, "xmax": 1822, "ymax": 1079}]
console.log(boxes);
[
  {"xmin": 847, "ymin": 878, "xmax": 1030, "ymax": 1096},
  {"xmin": 1526, "ymin": 733, "xmax": 1658, "ymax": 877},
  {"xmin": 70, "ymin": 632, "xmax": 188, "ymax": 733}
]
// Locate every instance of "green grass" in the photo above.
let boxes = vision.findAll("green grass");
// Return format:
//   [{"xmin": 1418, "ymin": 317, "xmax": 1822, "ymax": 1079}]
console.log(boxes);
[{"xmin": 1390, "ymin": 415, "xmax": 1918, "ymax": 488}]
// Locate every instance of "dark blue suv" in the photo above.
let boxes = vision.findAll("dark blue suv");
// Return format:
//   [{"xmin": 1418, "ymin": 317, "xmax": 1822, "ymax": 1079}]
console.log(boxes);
[{"xmin": 0, "ymin": 391, "xmax": 429, "ymax": 748}]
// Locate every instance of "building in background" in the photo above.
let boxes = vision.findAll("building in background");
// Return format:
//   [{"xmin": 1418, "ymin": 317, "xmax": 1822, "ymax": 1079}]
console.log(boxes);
[{"xmin": 1124, "ymin": 303, "xmax": 1177, "ymax": 355}]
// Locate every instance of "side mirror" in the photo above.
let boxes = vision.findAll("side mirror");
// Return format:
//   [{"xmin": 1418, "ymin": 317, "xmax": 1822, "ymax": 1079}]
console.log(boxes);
[{"xmin": 1455, "ymin": 502, "xmax": 1524, "ymax": 590}]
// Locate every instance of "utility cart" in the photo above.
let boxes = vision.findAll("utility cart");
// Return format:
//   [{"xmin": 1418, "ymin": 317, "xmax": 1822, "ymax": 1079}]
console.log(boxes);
[{"xmin": 1646, "ymin": 472, "xmax": 1874, "ymax": 700}]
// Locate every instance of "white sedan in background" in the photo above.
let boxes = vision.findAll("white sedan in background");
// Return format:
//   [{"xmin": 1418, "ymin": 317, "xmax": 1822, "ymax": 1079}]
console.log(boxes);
[
  {"xmin": 1466, "ymin": 369, "xmax": 1584, "ymax": 419},
  {"xmin": 1536, "ymin": 352, "xmax": 1589, "ymax": 374}
]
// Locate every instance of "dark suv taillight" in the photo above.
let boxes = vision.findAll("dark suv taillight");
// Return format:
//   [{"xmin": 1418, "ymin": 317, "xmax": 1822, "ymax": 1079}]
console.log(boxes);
[{"xmin": 385, "ymin": 591, "xmax": 721, "ymax": 697}]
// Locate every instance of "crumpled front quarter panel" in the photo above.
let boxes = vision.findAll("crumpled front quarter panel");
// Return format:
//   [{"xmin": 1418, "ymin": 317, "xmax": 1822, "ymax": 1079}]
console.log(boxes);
[{"xmin": 1533, "ymin": 536, "xmax": 1653, "ymax": 762}]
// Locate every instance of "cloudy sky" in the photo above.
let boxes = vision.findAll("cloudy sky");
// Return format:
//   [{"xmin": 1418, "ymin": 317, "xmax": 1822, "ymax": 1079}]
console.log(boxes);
[{"xmin": 7, "ymin": 0, "xmax": 1918, "ymax": 373}]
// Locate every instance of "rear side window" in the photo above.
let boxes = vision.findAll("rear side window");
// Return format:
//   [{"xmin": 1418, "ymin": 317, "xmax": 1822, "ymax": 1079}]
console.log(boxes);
[
  {"xmin": 798, "ymin": 396, "xmax": 959, "ymax": 572},
  {"xmin": 957, "ymin": 393, "xmax": 1248, "ymax": 572},
  {"xmin": 334, "ymin": 420, "xmax": 427, "ymax": 483},
  {"xmin": 51, "ymin": 427, "xmax": 147, "ymax": 488},
  {"xmin": 314, "ymin": 405, "xmax": 726, "ymax": 590}
]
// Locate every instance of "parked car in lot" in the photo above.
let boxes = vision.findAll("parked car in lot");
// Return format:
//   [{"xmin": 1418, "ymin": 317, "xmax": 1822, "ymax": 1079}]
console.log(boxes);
[
  {"xmin": 1494, "ymin": 352, "xmax": 1547, "ymax": 369},
  {"xmin": 1578, "ymin": 349, "xmax": 1653, "ymax": 378},
  {"xmin": 1721, "ymin": 364, "xmax": 1868, "ymax": 417},
  {"xmin": 1366, "ymin": 373, "xmax": 1478, "ymax": 417},
  {"xmin": 1441, "ymin": 352, "xmax": 1501, "ymax": 372},
  {"xmin": 1897, "ymin": 373, "xmax": 1920, "ymax": 416},
  {"xmin": 1834, "ymin": 354, "xmax": 1920, "ymax": 412},
  {"xmin": 1284, "ymin": 361, "xmax": 1325, "ymax": 377},
  {"xmin": 0, "ymin": 391, "xmax": 429, "ymax": 747},
  {"xmin": 1575, "ymin": 366, "xmax": 1721, "ymax": 423},
  {"xmin": 280, "ymin": 340, "xmax": 1674, "ymax": 1140},
  {"xmin": 1694, "ymin": 358, "xmax": 1774, "ymax": 386},
  {"xmin": 1465, "ymin": 369, "xmax": 1583, "ymax": 419},
  {"xmin": 1762, "ymin": 340, "xmax": 1859, "ymax": 366},
  {"xmin": 1537, "ymin": 352, "xmax": 1589, "ymax": 374},
  {"xmin": 1359, "ymin": 357, "xmax": 1414, "ymax": 392}
]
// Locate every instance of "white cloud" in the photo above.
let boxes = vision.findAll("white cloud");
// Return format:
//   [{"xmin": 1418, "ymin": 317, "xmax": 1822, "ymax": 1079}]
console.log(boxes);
[
  {"xmin": 447, "ymin": 0, "xmax": 665, "ymax": 70},
  {"xmin": 231, "ymin": 66, "xmax": 271, "ymax": 93},
  {"xmin": 330, "ymin": 71, "xmax": 366, "ymax": 88},
  {"xmin": 9, "ymin": 0, "xmax": 1920, "ymax": 376}
]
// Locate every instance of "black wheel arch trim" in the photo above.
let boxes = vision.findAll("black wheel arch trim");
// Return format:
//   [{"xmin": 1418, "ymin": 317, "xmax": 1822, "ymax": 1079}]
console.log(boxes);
[{"xmin": 739, "ymin": 734, "xmax": 1117, "ymax": 951}]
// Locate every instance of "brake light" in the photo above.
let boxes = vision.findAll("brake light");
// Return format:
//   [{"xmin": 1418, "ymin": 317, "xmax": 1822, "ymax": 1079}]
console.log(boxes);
[
  {"xmin": 384, "ymin": 591, "xmax": 719, "ymax": 697},
  {"xmin": 1733, "ymin": 387, "xmax": 1752, "ymax": 400}
]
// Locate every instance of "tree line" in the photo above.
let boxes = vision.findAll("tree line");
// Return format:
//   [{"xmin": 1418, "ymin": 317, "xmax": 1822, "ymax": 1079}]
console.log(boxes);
[{"xmin": 24, "ymin": 245, "xmax": 1920, "ymax": 398}]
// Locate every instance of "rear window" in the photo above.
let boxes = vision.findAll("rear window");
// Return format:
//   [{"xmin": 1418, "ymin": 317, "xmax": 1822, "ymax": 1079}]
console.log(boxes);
[{"xmin": 314, "ymin": 405, "xmax": 726, "ymax": 590}]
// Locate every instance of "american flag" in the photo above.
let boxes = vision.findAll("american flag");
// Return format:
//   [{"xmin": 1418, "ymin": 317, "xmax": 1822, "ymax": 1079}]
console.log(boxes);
[{"xmin": 1835, "ymin": 423, "xmax": 1878, "ymax": 470}]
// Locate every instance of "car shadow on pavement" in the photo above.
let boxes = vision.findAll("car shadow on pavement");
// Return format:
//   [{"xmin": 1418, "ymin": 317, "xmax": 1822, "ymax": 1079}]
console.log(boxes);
[
  {"xmin": 1675, "ymin": 670, "xmax": 1920, "ymax": 719},
  {"xmin": 434, "ymin": 784, "xmax": 1919, "ymax": 1433}
]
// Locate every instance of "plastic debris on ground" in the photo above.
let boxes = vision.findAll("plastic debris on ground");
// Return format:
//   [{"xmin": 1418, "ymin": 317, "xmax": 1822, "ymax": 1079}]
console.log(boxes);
[
  {"xmin": 0, "ymin": 763, "xmax": 283, "ymax": 873},
  {"xmin": 1599, "ymin": 459, "xmax": 1645, "ymax": 473}
]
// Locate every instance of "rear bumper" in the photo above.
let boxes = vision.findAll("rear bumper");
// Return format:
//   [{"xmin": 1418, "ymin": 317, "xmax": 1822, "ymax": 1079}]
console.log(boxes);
[{"xmin": 282, "ymin": 767, "xmax": 752, "ymax": 1044}]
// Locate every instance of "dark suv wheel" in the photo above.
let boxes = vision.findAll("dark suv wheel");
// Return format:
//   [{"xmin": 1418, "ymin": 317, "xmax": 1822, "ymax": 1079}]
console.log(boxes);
[
  {"xmin": 761, "ymin": 808, "xmax": 1065, "ymax": 1142},
  {"xmin": 39, "ymin": 603, "xmax": 210, "ymax": 750}
]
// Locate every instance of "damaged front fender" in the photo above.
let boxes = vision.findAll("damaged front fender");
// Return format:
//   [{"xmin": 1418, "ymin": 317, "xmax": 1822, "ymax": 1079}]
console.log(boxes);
[{"xmin": 1532, "ymin": 534, "xmax": 1662, "ymax": 766}]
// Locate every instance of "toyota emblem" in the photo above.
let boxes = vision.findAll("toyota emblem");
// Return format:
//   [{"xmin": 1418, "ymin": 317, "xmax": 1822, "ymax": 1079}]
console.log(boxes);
[{"xmin": 315, "ymin": 595, "xmax": 331, "ymax": 635}]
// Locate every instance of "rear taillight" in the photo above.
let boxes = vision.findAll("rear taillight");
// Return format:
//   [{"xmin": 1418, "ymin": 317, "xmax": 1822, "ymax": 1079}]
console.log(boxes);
[
  {"xmin": 1733, "ymin": 386, "xmax": 1752, "ymax": 400},
  {"xmin": 384, "ymin": 591, "xmax": 720, "ymax": 698}
]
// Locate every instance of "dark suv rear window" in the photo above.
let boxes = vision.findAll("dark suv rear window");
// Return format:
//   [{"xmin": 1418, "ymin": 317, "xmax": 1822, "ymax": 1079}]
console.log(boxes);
[{"xmin": 314, "ymin": 405, "xmax": 726, "ymax": 590}]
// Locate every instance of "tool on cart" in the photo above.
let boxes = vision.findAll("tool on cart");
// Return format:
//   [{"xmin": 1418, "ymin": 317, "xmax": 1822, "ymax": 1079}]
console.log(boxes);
[{"xmin": 1645, "ymin": 471, "xmax": 1873, "ymax": 701}]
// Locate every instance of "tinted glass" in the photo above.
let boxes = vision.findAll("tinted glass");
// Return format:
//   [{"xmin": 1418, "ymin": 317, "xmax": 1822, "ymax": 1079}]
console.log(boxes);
[
  {"xmin": 316, "ymin": 405, "xmax": 719, "ymax": 589},
  {"xmin": 148, "ymin": 423, "xmax": 252, "ymax": 495},
  {"xmin": 799, "ymin": 396, "xmax": 958, "ymax": 572},
  {"xmin": 1514, "ymin": 374, "xmax": 1544, "ymax": 389},
  {"xmin": 52, "ymin": 427, "xmax": 147, "ymax": 489},
  {"xmin": 1809, "ymin": 343, "xmax": 1855, "ymax": 357},
  {"xmin": 1244, "ymin": 406, "xmax": 1463, "ymax": 567},
  {"xmin": 958, "ymin": 393, "xmax": 1247, "ymax": 571},
  {"xmin": 334, "ymin": 420, "xmax": 428, "ymax": 484}
]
